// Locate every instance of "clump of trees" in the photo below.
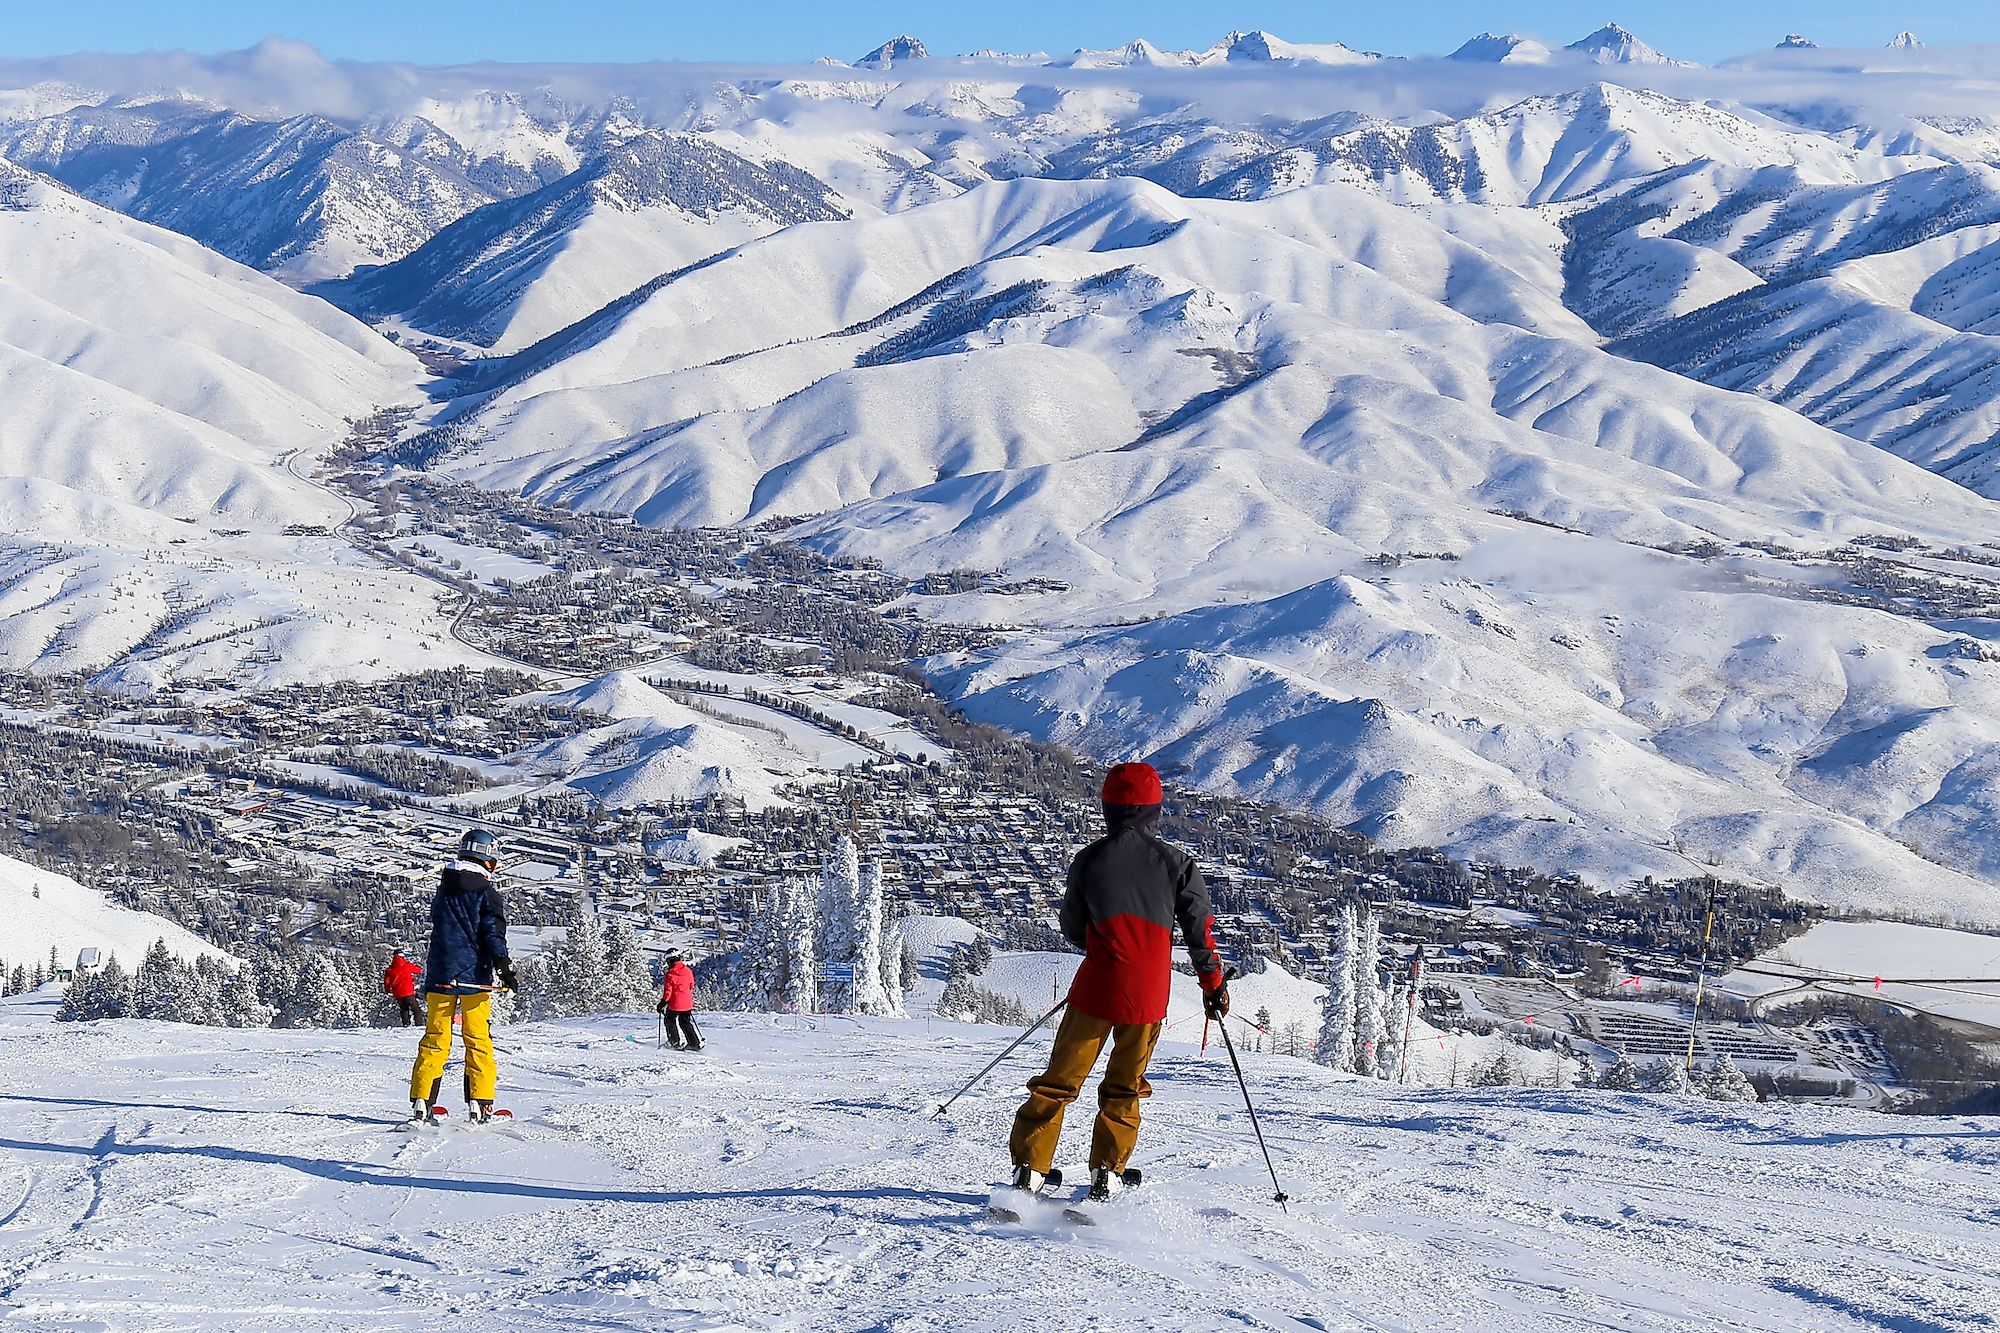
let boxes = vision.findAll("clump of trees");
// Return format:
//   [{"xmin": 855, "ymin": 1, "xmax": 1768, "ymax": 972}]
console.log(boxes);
[
  {"xmin": 526, "ymin": 894, "xmax": 657, "ymax": 1019},
  {"xmin": 712, "ymin": 835, "xmax": 906, "ymax": 1016}
]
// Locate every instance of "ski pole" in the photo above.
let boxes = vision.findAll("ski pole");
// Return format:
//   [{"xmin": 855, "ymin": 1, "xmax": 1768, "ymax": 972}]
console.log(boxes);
[
  {"xmin": 1210, "ymin": 968, "xmax": 1289, "ymax": 1212},
  {"xmin": 1215, "ymin": 1017, "xmax": 1290, "ymax": 1212},
  {"xmin": 930, "ymin": 998, "xmax": 1069, "ymax": 1118}
]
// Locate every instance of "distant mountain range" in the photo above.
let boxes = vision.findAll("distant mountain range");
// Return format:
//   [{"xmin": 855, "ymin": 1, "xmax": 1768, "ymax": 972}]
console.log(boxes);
[{"xmin": 6, "ymin": 29, "xmax": 2000, "ymax": 920}]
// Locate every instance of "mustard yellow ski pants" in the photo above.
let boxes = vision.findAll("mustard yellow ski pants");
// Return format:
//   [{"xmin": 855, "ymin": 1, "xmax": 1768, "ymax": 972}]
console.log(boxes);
[
  {"xmin": 1009, "ymin": 1007, "xmax": 1163, "ymax": 1175},
  {"xmin": 408, "ymin": 991, "xmax": 496, "ymax": 1103}
]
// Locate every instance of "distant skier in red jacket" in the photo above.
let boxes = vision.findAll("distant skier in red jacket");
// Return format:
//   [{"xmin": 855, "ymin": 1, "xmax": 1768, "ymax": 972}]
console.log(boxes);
[
  {"xmin": 656, "ymin": 951, "xmax": 701, "ymax": 1051},
  {"xmin": 382, "ymin": 951, "xmax": 422, "ymax": 1027},
  {"xmin": 1009, "ymin": 762, "xmax": 1227, "ymax": 1202}
]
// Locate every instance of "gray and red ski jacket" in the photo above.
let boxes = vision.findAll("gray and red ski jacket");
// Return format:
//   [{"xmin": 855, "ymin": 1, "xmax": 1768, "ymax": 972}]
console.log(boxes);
[{"xmin": 1061, "ymin": 805, "xmax": 1224, "ymax": 1025}]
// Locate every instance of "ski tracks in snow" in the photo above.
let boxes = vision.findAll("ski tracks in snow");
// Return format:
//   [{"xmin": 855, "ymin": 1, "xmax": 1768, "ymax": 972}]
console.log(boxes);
[{"xmin": 0, "ymin": 1008, "xmax": 1996, "ymax": 1330}]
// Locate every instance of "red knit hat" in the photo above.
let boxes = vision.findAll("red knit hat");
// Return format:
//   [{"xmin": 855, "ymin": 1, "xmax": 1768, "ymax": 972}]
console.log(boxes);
[{"xmin": 1101, "ymin": 762, "xmax": 1163, "ymax": 807}]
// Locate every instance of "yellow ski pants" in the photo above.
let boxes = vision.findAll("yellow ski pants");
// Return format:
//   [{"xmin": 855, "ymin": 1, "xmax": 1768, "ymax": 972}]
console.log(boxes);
[
  {"xmin": 408, "ymin": 991, "xmax": 496, "ymax": 1103},
  {"xmin": 1009, "ymin": 1007, "xmax": 1163, "ymax": 1175}
]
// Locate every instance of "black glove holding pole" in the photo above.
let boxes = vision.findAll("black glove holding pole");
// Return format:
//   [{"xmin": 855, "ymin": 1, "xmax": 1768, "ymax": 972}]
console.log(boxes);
[{"xmin": 496, "ymin": 959, "xmax": 520, "ymax": 994}]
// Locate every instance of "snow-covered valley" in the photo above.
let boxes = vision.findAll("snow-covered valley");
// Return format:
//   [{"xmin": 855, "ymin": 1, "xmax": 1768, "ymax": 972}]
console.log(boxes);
[{"xmin": 3, "ymin": 989, "xmax": 1995, "ymax": 1332}]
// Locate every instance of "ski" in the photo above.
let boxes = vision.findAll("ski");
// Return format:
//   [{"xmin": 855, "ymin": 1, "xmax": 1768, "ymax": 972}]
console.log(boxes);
[
  {"xmin": 985, "ymin": 1168, "xmax": 1064, "ymax": 1224},
  {"xmin": 393, "ymin": 1105, "xmax": 450, "ymax": 1132},
  {"xmin": 1062, "ymin": 1168, "xmax": 1143, "ymax": 1226}
]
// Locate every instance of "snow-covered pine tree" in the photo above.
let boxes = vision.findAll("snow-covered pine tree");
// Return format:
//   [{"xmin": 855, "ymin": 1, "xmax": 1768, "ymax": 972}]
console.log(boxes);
[
  {"xmin": 781, "ymin": 875, "xmax": 820, "ymax": 1014},
  {"xmin": 535, "ymin": 894, "xmax": 609, "ymax": 1018},
  {"xmin": 1702, "ymin": 1053, "xmax": 1759, "ymax": 1103},
  {"xmin": 1599, "ymin": 1052, "xmax": 1641, "ymax": 1091},
  {"xmin": 190, "ymin": 955, "xmax": 230, "ymax": 1025},
  {"xmin": 852, "ymin": 855, "xmax": 889, "ymax": 1015},
  {"xmin": 728, "ymin": 883, "xmax": 787, "ymax": 1011},
  {"xmin": 816, "ymin": 836, "xmax": 863, "ymax": 1013},
  {"xmin": 219, "ymin": 959, "xmax": 273, "ymax": 1028},
  {"xmin": 1314, "ymin": 905, "xmax": 1358, "ymax": 1071},
  {"xmin": 1354, "ymin": 909, "xmax": 1388, "ymax": 1077},
  {"xmin": 283, "ymin": 955, "xmax": 364, "ymax": 1029},
  {"xmin": 129, "ymin": 940, "xmax": 202, "ymax": 1023},
  {"xmin": 599, "ymin": 916, "xmax": 656, "ymax": 1013},
  {"xmin": 5, "ymin": 964, "xmax": 23, "ymax": 996},
  {"xmin": 57, "ymin": 954, "xmax": 130, "ymax": 1021},
  {"xmin": 1646, "ymin": 1056, "xmax": 1694, "ymax": 1096},
  {"xmin": 1377, "ymin": 979, "xmax": 1406, "ymax": 1081},
  {"xmin": 898, "ymin": 938, "xmax": 919, "ymax": 993}
]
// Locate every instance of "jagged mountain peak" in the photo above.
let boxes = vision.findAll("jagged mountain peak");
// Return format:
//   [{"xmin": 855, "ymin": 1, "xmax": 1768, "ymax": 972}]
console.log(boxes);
[
  {"xmin": 1887, "ymin": 31, "xmax": 1925, "ymax": 49},
  {"xmin": 1777, "ymin": 34, "xmax": 1818, "ymax": 50},
  {"xmin": 1565, "ymin": 22, "xmax": 1691, "ymax": 66},
  {"xmin": 857, "ymin": 36, "xmax": 928, "ymax": 66}
]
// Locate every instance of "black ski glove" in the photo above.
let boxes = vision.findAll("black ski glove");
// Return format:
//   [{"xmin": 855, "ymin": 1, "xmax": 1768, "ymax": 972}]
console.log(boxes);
[
  {"xmin": 655, "ymin": 1001, "xmax": 668, "ymax": 1015},
  {"xmin": 1203, "ymin": 984, "xmax": 1231, "ymax": 1020},
  {"xmin": 496, "ymin": 960, "xmax": 520, "ymax": 994}
]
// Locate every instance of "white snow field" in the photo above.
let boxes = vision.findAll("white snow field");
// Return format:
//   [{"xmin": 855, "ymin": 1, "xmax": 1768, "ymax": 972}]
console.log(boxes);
[
  {"xmin": 1726, "ymin": 920, "xmax": 2000, "ymax": 1032},
  {"xmin": 0, "ymin": 854, "xmax": 229, "ymax": 974},
  {"xmin": 1, "ymin": 990, "xmax": 1995, "ymax": 1331}
]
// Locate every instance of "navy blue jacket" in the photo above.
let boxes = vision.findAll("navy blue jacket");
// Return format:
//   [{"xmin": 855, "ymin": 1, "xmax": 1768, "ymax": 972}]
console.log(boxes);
[{"xmin": 424, "ymin": 861, "xmax": 510, "ymax": 996}]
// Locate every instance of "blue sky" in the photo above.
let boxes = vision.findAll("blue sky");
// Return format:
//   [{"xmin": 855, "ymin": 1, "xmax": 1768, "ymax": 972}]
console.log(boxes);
[{"xmin": 3, "ymin": 1, "xmax": 1995, "ymax": 65}]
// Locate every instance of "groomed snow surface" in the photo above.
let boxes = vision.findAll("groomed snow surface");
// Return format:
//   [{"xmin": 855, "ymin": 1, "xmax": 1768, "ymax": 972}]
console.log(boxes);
[{"xmin": 2, "ymin": 990, "xmax": 1995, "ymax": 1331}]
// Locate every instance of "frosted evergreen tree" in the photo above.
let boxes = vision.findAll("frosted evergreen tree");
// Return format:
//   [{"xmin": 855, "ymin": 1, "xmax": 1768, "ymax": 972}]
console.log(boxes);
[
  {"xmin": 816, "ymin": 836, "xmax": 863, "ymax": 1013},
  {"xmin": 729, "ymin": 884, "xmax": 788, "ymax": 1011},
  {"xmin": 1599, "ymin": 1053, "xmax": 1641, "ymax": 1092},
  {"xmin": 1646, "ymin": 1057, "xmax": 1694, "ymax": 1096},
  {"xmin": 130, "ymin": 940, "xmax": 202, "ymax": 1023},
  {"xmin": 191, "ymin": 955, "xmax": 231, "ymax": 1025},
  {"xmin": 1313, "ymin": 905, "xmax": 1358, "ymax": 1071},
  {"xmin": 535, "ymin": 894, "xmax": 609, "ymax": 1018},
  {"xmin": 898, "ymin": 938, "xmax": 919, "ymax": 993},
  {"xmin": 1353, "ymin": 910, "xmax": 1388, "ymax": 1077},
  {"xmin": 852, "ymin": 857, "xmax": 891, "ymax": 1015},
  {"xmin": 219, "ymin": 960, "xmax": 273, "ymax": 1028},
  {"xmin": 1474, "ymin": 1048, "xmax": 1519, "ymax": 1086},
  {"xmin": 600, "ymin": 916, "xmax": 656, "ymax": 1013},
  {"xmin": 57, "ymin": 954, "xmax": 129, "ymax": 1021},
  {"xmin": 781, "ymin": 875, "xmax": 820, "ymax": 1014},
  {"xmin": 5, "ymin": 964, "xmax": 22, "ymax": 996},
  {"xmin": 1702, "ymin": 1053, "xmax": 1759, "ymax": 1103},
  {"xmin": 1377, "ymin": 980, "xmax": 1407, "ymax": 1082},
  {"xmin": 284, "ymin": 955, "xmax": 364, "ymax": 1029}
]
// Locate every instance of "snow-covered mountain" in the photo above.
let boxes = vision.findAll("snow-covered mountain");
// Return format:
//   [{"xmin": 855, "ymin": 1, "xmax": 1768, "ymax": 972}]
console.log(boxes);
[
  {"xmin": 0, "ymin": 95, "xmax": 502, "ymax": 280},
  {"xmin": 856, "ymin": 36, "xmax": 930, "ymax": 67},
  {"xmin": 0, "ymin": 155, "xmax": 475, "ymax": 685},
  {"xmin": 321, "ymin": 132, "xmax": 849, "ymax": 351},
  {"xmin": 13, "ymin": 37, "xmax": 2000, "ymax": 916},
  {"xmin": 1449, "ymin": 33, "xmax": 1553, "ymax": 64},
  {"xmin": 1564, "ymin": 23, "xmax": 1695, "ymax": 67}
]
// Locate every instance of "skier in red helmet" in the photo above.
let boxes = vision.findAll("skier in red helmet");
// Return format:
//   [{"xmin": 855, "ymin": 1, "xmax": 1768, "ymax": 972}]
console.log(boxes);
[{"xmin": 1008, "ymin": 761, "xmax": 1228, "ymax": 1202}]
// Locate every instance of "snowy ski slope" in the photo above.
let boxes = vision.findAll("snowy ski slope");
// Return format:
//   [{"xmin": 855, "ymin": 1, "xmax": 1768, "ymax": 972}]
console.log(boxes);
[{"xmin": 0, "ymin": 991, "xmax": 1993, "ymax": 1331}]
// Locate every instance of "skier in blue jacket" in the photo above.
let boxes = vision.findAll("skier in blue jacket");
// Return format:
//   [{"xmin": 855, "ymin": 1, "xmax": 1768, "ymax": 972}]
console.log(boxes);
[{"xmin": 408, "ymin": 829, "xmax": 518, "ymax": 1124}]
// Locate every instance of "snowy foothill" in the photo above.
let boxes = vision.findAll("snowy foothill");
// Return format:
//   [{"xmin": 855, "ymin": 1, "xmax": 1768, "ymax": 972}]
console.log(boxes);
[
  {"xmin": 0, "ymin": 852, "xmax": 231, "ymax": 975},
  {"xmin": 1, "ymin": 986, "xmax": 1996, "ymax": 1330}
]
